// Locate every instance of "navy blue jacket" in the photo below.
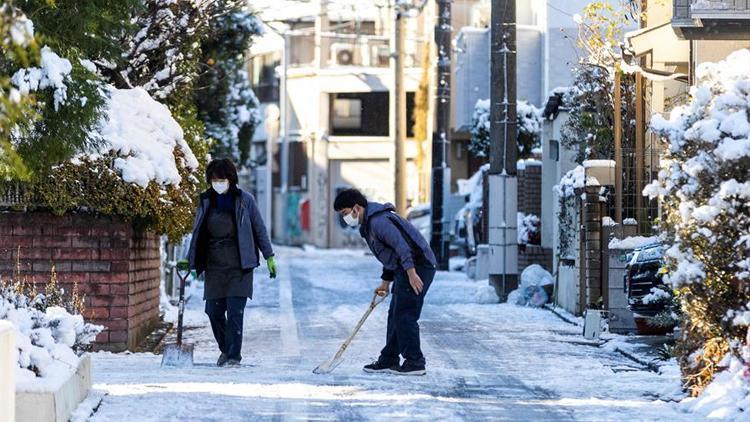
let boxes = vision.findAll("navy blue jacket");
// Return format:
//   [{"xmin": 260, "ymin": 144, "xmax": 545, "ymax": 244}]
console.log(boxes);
[
  {"xmin": 188, "ymin": 187, "xmax": 274, "ymax": 275},
  {"xmin": 360, "ymin": 202, "xmax": 437, "ymax": 281}
]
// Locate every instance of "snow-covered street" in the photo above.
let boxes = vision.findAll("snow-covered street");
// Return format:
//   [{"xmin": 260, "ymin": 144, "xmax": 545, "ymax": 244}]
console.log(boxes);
[{"xmin": 83, "ymin": 247, "xmax": 690, "ymax": 421}]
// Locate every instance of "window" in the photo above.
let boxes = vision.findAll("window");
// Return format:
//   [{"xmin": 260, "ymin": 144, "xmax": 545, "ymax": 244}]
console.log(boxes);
[
  {"xmin": 249, "ymin": 53, "xmax": 280, "ymax": 103},
  {"xmin": 332, "ymin": 98, "xmax": 362, "ymax": 129},
  {"xmin": 549, "ymin": 140, "xmax": 559, "ymax": 161},
  {"xmin": 271, "ymin": 140, "xmax": 308, "ymax": 191},
  {"xmin": 329, "ymin": 92, "xmax": 416, "ymax": 137}
]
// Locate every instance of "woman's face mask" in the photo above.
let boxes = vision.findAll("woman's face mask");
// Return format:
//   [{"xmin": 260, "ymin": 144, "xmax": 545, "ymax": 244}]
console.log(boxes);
[
  {"xmin": 212, "ymin": 180, "xmax": 230, "ymax": 194},
  {"xmin": 343, "ymin": 209, "xmax": 359, "ymax": 227}
]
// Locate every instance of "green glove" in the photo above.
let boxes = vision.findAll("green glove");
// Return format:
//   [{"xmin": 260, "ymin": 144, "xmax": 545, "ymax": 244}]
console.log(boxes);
[{"xmin": 267, "ymin": 256, "xmax": 277, "ymax": 279}]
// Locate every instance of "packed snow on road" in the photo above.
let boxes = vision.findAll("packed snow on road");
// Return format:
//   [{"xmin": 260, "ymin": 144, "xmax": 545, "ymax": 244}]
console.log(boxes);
[{"xmin": 77, "ymin": 246, "xmax": 692, "ymax": 421}]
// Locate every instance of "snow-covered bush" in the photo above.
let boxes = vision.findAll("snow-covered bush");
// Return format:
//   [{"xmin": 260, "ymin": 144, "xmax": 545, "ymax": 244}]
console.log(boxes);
[
  {"xmin": 197, "ymin": 3, "xmax": 263, "ymax": 166},
  {"xmin": 554, "ymin": 166, "xmax": 585, "ymax": 260},
  {"xmin": 517, "ymin": 212, "xmax": 540, "ymax": 246},
  {"xmin": 7, "ymin": 0, "xmax": 142, "ymax": 176},
  {"xmin": 0, "ymin": 3, "xmax": 38, "ymax": 179},
  {"xmin": 29, "ymin": 87, "xmax": 201, "ymax": 240},
  {"xmin": 468, "ymin": 99, "xmax": 542, "ymax": 159},
  {"xmin": 646, "ymin": 49, "xmax": 750, "ymax": 396},
  {"xmin": 0, "ymin": 278, "xmax": 102, "ymax": 387}
]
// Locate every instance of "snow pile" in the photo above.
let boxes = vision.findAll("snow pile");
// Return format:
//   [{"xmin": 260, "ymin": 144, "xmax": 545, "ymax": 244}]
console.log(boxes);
[
  {"xmin": 82, "ymin": 87, "xmax": 199, "ymax": 188},
  {"xmin": 608, "ymin": 236, "xmax": 659, "ymax": 250},
  {"xmin": 11, "ymin": 46, "xmax": 72, "ymax": 110},
  {"xmin": 473, "ymin": 283, "xmax": 499, "ymax": 304},
  {"xmin": 517, "ymin": 213, "xmax": 540, "ymax": 245},
  {"xmin": 0, "ymin": 284, "xmax": 102, "ymax": 391},
  {"xmin": 682, "ymin": 353, "xmax": 750, "ymax": 419}
]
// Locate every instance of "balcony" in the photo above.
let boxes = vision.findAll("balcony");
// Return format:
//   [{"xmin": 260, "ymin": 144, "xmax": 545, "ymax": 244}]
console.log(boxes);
[
  {"xmin": 673, "ymin": 0, "xmax": 750, "ymax": 39},
  {"xmin": 287, "ymin": 33, "xmax": 420, "ymax": 69}
]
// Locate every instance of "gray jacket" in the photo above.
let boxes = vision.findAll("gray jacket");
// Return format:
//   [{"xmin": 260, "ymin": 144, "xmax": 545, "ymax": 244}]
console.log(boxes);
[
  {"xmin": 188, "ymin": 187, "xmax": 273, "ymax": 275},
  {"xmin": 360, "ymin": 202, "xmax": 437, "ymax": 281}
]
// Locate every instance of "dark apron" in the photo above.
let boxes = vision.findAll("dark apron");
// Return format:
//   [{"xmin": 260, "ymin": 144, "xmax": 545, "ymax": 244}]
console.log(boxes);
[{"xmin": 204, "ymin": 209, "xmax": 253, "ymax": 300}]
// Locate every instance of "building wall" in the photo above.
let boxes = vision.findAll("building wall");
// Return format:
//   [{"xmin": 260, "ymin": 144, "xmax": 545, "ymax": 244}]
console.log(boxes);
[{"xmin": 0, "ymin": 212, "xmax": 160, "ymax": 352}]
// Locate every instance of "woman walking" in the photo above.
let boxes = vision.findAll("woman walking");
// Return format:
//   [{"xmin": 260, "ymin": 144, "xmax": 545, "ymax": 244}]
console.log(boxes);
[{"xmin": 188, "ymin": 158, "xmax": 276, "ymax": 367}]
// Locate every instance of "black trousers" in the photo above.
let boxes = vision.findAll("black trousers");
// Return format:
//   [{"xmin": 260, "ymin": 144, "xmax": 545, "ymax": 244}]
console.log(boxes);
[
  {"xmin": 205, "ymin": 296, "xmax": 247, "ymax": 361},
  {"xmin": 379, "ymin": 265, "xmax": 435, "ymax": 366}
]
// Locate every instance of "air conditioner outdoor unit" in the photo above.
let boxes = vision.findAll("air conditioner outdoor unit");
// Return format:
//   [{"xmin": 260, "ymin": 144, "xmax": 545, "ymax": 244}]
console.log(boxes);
[{"xmin": 331, "ymin": 43, "xmax": 356, "ymax": 66}]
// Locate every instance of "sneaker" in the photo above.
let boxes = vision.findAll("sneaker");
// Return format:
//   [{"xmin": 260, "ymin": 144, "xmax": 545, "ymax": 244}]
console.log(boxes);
[
  {"xmin": 216, "ymin": 353, "xmax": 229, "ymax": 367},
  {"xmin": 391, "ymin": 361, "xmax": 426, "ymax": 376},
  {"xmin": 225, "ymin": 358, "xmax": 242, "ymax": 367},
  {"xmin": 363, "ymin": 360, "xmax": 399, "ymax": 374}
]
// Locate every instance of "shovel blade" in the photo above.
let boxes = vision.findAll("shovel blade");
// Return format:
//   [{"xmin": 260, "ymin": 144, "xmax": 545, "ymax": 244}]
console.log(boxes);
[
  {"xmin": 312, "ymin": 356, "xmax": 343, "ymax": 375},
  {"xmin": 161, "ymin": 343, "xmax": 195, "ymax": 367}
]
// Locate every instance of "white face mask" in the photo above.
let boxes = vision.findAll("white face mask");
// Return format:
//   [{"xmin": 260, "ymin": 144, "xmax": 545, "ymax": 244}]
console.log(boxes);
[
  {"xmin": 212, "ymin": 180, "xmax": 230, "ymax": 194},
  {"xmin": 343, "ymin": 210, "xmax": 359, "ymax": 227}
]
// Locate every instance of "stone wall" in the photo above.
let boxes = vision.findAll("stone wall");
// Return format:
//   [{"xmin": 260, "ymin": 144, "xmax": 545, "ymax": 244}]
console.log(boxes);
[{"xmin": 0, "ymin": 212, "xmax": 160, "ymax": 351}]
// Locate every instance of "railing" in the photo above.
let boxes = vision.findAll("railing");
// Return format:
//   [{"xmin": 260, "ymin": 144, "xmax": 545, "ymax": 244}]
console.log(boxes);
[
  {"xmin": 287, "ymin": 33, "xmax": 421, "ymax": 69},
  {"xmin": 0, "ymin": 181, "xmax": 28, "ymax": 208},
  {"xmin": 674, "ymin": 0, "xmax": 750, "ymax": 22}
]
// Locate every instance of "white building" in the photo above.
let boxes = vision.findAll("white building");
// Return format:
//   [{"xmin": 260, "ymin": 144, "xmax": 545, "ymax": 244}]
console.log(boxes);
[{"xmin": 248, "ymin": 1, "xmax": 429, "ymax": 248}]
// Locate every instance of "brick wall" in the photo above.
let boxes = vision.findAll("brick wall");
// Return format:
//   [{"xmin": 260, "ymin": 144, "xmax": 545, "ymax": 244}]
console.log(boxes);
[
  {"xmin": 518, "ymin": 245, "xmax": 553, "ymax": 273},
  {"xmin": 0, "ymin": 211, "xmax": 160, "ymax": 351},
  {"xmin": 517, "ymin": 163, "xmax": 542, "ymax": 217}
]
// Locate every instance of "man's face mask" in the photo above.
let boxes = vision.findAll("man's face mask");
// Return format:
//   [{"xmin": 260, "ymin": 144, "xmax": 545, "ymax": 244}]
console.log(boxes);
[
  {"xmin": 212, "ymin": 180, "xmax": 229, "ymax": 194},
  {"xmin": 343, "ymin": 209, "xmax": 359, "ymax": 227}
]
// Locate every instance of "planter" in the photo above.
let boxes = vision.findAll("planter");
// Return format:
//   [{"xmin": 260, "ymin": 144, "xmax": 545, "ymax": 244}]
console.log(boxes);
[
  {"xmin": 15, "ymin": 354, "xmax": 92, "ymax": 422},
  {"xmin": 0, "ymin": 211, "xmax": 161, "ymax": 351},
  {"xmin": 1, "ymin": 322, "xmax": 15, "ymax": 422}
]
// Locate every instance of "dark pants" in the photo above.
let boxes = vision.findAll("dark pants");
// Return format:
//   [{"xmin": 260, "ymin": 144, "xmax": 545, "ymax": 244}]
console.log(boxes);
[
  {"xmin": 379, "ymin": 265, "xmax": 436, "ymax": 367},
  {"xmin": 205, "ymin": 296, "xmax": 247, "ymax": 361}
]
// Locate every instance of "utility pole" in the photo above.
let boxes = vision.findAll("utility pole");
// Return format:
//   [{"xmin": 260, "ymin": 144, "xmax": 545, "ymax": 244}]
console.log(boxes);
[
  {"xmin": 430, "ymin": 0, "xmax": 452, "ymax": 271},
  {"xmin": 280, "ymin": 31, "xmax": 290, "ymax": 244},
  {"xmin": 486, "ymin": 0, "xmax": 517, "ymax": 300},
  {"xmin": 393, "ymin": 2, "xmax": 408, "ymax": 216}
]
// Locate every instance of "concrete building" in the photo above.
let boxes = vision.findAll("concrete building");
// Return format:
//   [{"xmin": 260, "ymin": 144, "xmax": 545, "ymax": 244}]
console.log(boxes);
[
  {"xmin": 452, "ymin": 0, "xmax": 588, "ymax": 177},
  {"xmin": 247, "ymin": 1, "xmax": 430, "ymax": 248}
]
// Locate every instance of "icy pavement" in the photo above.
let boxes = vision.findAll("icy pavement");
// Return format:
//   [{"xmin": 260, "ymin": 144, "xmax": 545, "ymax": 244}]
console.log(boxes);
[{"xmin": 81, "ymin": 246, "xmax": 694, "ymax": 421}]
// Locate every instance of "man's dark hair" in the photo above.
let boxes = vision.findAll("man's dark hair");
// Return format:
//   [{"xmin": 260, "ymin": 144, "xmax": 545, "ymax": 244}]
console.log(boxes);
[
  {"xmin": 205, "ymin": 158, "xmax": 239, "ymax": 185},
  {"xmin": 333, "ymin": 188, "xmax": 368, "ymax": 211}
]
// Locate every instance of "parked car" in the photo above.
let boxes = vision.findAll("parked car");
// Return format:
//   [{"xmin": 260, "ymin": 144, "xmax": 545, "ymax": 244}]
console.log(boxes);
[
  {"xmin": 624, "ymin": 243, "xmax": 675, "ymax": 334},
  {"xmin": 452, "ymin": 164, "xmax": 488, "ymax": 257},
  {"xmin": 406, "ymin": 203, "xmax": 431, "ymax": 242}
]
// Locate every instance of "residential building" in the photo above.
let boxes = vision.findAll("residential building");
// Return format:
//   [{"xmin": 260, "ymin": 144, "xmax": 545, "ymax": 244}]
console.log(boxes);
[{"xmin": 247, "ymin": 1, "xmax": 429, "ymax": 248}]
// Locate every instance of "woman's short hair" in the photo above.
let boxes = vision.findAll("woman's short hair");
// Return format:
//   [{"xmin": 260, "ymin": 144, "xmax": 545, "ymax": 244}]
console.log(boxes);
[
  {"xmin": 333, "ymin": 188, "xmax": 368, "ymax": 211},
  {"xmin": 205, "ymin": 158, "xmax": 239, "ymax": 185}
]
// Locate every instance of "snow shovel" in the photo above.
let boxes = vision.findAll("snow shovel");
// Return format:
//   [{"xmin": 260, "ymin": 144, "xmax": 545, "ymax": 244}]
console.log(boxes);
[
  {"xmin": 313, "ymin": 292, "xmax": 388, "ymax": 375},
  {"xmin": 161, "ymin": 260, "xmax": 194, "ymax": 367}
]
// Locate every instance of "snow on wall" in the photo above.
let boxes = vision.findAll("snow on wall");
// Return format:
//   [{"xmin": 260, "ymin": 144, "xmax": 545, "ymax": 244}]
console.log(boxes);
[{"xmin": 81, "ymin": 87, "xmax": 199, "ymax": 188}]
